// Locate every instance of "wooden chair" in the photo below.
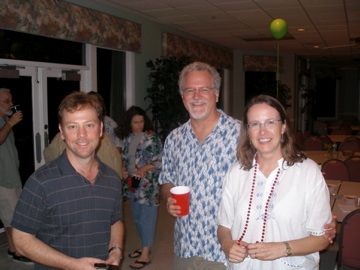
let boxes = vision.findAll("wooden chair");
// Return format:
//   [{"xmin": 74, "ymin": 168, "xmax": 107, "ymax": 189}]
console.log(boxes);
[
  {"xmin": 321, "ymin": 159, "xmax": 350, "ymax": 181},
  {"xmin": 343, "ymin": 136, "xmax": 360, "ymax": 147},
  {"xmin": 303, "ymin": 136, "xmax": 324, "ymax": 151},
  {"xmin": 345, "ymin": 156, "xmax": 360, "ymax": 182},
  {"xmin": 337, "ymin": 209, "xmax": 360, "ymax": 269},
  {"xmin": 339, "ymin": 140, "xmax": 360, "ymax": 152}
]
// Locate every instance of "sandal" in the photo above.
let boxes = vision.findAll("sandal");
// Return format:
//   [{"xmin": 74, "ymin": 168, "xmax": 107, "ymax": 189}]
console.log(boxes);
[
  {"xmin": 129, "ymin": 260, "xmax": 151, "ymax": 269},
  {"xmin": 128, "ymin": 249, "xmax": 142, "ymax": 258}
]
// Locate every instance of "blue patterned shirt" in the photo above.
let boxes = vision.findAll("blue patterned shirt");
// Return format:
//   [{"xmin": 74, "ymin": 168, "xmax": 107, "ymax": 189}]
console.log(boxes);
[
  {"xmin": 122, "ymin": 131, "xmax": 163, "ymax": 206},
  {"xmin": 159, "ymin": 110, "xmax": 241, "ymax": 263}
]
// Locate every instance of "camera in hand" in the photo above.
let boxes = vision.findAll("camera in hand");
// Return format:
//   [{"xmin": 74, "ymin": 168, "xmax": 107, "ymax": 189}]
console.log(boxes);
[{"xmin": 11, "ymin": 104, "xmax": 21, "ymax": 113}]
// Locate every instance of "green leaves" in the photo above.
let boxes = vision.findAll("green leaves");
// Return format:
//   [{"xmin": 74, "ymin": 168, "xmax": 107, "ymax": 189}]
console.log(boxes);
[{"xmin": 145, "ymin": 56, "xmax": 191, "ymax": 142}]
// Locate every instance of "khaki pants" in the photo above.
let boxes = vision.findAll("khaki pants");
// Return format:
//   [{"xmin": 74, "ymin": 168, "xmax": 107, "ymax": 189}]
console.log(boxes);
[{"xmin": 0, "ymin": 186, "xmax": 22, "ymax": 226}]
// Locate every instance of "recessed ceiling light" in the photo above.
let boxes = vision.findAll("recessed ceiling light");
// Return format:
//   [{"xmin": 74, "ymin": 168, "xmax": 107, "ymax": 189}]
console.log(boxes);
[
  {"xmin": 297, "ymin": 28, "xmax": 306, "ymax": 32},
  {"xmin": 313, "ymin": 45, "xmax": 320, "ymax": 49}
]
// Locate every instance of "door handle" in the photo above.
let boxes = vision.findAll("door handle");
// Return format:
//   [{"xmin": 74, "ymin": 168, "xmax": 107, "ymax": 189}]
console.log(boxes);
[
  {"xmin": 44, "ymin": 131, "xmax": 49, "ymax": 147},
  {"xmin": 35, "ymin": 133, "xmax": 41, "ymax": 163}
]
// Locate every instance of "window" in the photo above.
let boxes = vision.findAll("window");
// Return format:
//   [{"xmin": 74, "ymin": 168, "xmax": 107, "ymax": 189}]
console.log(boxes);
[{"xmin": 0, "ymin": 29, "xmax": 83, "ymax": 65}]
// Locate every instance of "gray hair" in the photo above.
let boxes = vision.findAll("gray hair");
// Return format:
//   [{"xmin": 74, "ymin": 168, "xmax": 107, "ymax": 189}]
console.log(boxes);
[
  {"xmin": 178, "ymin": 62, "xmax": 221, "ymax": 95},
  {"xmin": 0, "ymin": 88, "xmax": 11, "ymax": 94}
]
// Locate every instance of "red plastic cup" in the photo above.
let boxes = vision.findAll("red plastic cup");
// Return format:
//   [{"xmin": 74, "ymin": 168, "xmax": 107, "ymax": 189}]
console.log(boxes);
[{"xmin": 170, "ymin": 186, "xmax": 190, "ymax": 216}]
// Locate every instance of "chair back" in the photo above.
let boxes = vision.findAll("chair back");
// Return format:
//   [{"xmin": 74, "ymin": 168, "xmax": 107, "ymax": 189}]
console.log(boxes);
[
  {"xmin": 345, "ymin": 156, "xmax": 360, "ymax": 182},
  {"xmin": 337, "ymin": 209, "xmax": 360, "ymax": 269},
  {"xmin": 339, "ymin": 140, "xmax": 360, "ymax": 152},
  {"xmin": 303, "ymin": 137, "xmax": 324, "ymax": 151},
  {"xmin": 321, "ymin": 158, "xmax": 350, "ymax": 181}
]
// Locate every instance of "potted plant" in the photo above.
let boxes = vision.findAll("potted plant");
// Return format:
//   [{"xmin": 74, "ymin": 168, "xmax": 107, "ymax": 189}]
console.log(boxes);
[{"xmin": 145, "ymin": 56, "xmax": 191, "ymax": 142}]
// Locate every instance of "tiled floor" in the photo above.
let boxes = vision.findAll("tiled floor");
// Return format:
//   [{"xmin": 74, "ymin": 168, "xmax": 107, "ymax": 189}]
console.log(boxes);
[{"xmin": 0, "ymin": 201, "xmax": 356, "ymax": 270}]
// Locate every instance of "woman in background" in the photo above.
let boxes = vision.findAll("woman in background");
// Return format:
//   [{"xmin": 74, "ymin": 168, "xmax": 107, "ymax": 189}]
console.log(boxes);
[{"xmin": 119, "ymin": 106, "xmax": 162, "ymax": 269}]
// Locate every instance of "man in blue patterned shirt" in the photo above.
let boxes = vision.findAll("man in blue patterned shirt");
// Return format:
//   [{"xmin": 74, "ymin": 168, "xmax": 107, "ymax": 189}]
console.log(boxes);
[{"xmin": 159, "ymin": 62, "xmax": 241, "ymax": 269}]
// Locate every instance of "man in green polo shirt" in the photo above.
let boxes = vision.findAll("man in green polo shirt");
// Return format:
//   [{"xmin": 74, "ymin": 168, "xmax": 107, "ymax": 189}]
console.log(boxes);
[{"xmin": 0, "ymin": 87, "xmax": 32, "ymax": 264}]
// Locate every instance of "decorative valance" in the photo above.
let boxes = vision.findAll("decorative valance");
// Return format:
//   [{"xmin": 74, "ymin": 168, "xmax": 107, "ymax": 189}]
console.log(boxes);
[
  {"xmin": 0, "ymin": 0, "xmax": 141, "ymax": 52},
  {"xmin": 244, "ymin": 55, "xmax": 283, "ymax": 72},
  {"xmin": 162, "ymin": 33, "xmax": 233, "ymax": 69}
]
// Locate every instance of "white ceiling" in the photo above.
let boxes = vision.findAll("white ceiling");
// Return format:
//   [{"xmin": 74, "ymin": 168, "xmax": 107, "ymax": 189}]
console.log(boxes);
[{"xmin": 85, "ymin": 0, "xmax": 360, "ymax": 67}]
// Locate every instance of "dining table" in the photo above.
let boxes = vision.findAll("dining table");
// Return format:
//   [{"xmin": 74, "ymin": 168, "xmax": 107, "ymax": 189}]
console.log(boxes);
[
  {"xmin": 328, "ymin": 134, "xmax": 360, "ymax": 143},
  {"xmin": 328, "ymin": 125, "xmax": 360, "ymax": 131},
  {"xmin": 304, "ymin": 150, "xmax": 359, "ymax": 165},
  {"xmin": 326, "ymin": 180, "xmax": 360, "ymax": 222}
]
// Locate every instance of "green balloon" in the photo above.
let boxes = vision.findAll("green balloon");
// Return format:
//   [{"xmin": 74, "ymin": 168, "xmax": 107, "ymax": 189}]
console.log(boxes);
[{"xmin": 270, "ymin": 19, "xmax": 288, "ymax": 40}]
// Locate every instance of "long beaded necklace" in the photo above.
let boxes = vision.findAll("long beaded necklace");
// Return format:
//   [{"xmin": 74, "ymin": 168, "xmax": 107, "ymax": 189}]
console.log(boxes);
[{"xmin": 237, "ymin": 156, "xmax": 281, "ymax": 245}]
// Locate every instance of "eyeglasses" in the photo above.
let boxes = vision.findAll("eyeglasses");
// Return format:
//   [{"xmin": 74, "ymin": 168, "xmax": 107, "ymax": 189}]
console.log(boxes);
[
  {"xmin": 0, "ymin": 99, "xmax": 12, "ymax": 104},
  {"xmin": 247, "ymin": 119, "xmax": 282, "ymax": 130},
  {"xmin": 183, "ymin": 87, "xmax": 214, "ymax": 95}
]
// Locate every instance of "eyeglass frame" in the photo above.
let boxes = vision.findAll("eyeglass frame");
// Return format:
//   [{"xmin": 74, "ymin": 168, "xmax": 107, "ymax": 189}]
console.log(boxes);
[
  {"xmin": 182, "ymin": 87, "xmax": 215, "ymax": 96},
  {"xmin": 0, "ymin": 99, "xmax": 13, "ymax": 104},
  {"xmin": 247, "ymin": 119, "xmax": 283, "ymax": 130}
]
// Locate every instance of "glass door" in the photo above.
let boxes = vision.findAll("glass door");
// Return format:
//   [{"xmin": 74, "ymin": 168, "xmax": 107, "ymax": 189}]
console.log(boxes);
[
  {"xmin": 1, "ymin": 72, "xmax": 34, "ymax": 185},
  {"xmin": 0, "ymin": 60, "xmax": 83, "ymax": 183}
]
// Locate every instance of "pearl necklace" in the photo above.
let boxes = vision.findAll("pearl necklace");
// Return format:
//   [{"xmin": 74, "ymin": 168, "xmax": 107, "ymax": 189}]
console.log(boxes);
[{"xmin": 237, "ymin": 157, "xmax": 281, "ymax": 245}]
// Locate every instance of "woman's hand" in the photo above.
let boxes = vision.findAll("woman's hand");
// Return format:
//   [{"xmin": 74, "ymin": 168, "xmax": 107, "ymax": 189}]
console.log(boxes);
[
  {"xmin": 247, "ymin": 242, "xmax": 285, "ymax": 260},
  {"xmin": 227, "ymin": 240, "xmax": 248, "ymax": 263},
  {"xmin": 133, "ymin": 169, "xmax": 145, "ymax": 179},
  {"xmin": 133, "ymin": 164, "xmax": 154, "ymax": 179}
]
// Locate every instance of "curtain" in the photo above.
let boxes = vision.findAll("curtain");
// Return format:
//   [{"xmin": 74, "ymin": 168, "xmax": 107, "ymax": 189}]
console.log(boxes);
[
  {"xmin": 0, "ymin": 0, "xmax": 141, "ymax": 52},
  {"xmin": 162, "ymin": 33, "xmax": 233, "ymax": 69}
]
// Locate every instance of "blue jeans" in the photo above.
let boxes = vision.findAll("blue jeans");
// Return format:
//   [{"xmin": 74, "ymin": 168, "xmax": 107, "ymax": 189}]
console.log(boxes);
[{"xmin": 129, "ymin": 196, "xmax": 158, "ymax": 247}]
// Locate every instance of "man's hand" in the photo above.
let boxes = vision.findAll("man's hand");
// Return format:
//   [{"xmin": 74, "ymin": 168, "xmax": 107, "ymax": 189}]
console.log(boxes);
[
  {"xmin": 166, "ymin": 197, "xmax": 182, "ymax": 217},
  {"xmin": 9, "ymin": 110, "xmax": 23, "ymax": 125}
]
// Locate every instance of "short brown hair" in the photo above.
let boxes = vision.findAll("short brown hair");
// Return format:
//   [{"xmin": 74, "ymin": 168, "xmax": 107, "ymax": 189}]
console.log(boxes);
[{"xmin": 58, "ymin": 91, "xmax": 103, "ymax": 124}]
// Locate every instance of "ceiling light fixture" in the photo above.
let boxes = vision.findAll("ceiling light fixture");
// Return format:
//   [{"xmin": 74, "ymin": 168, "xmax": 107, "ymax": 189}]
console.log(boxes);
[{"xmin": 297, "ymin": 28, "xmax": 306, "ymax": 32}]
